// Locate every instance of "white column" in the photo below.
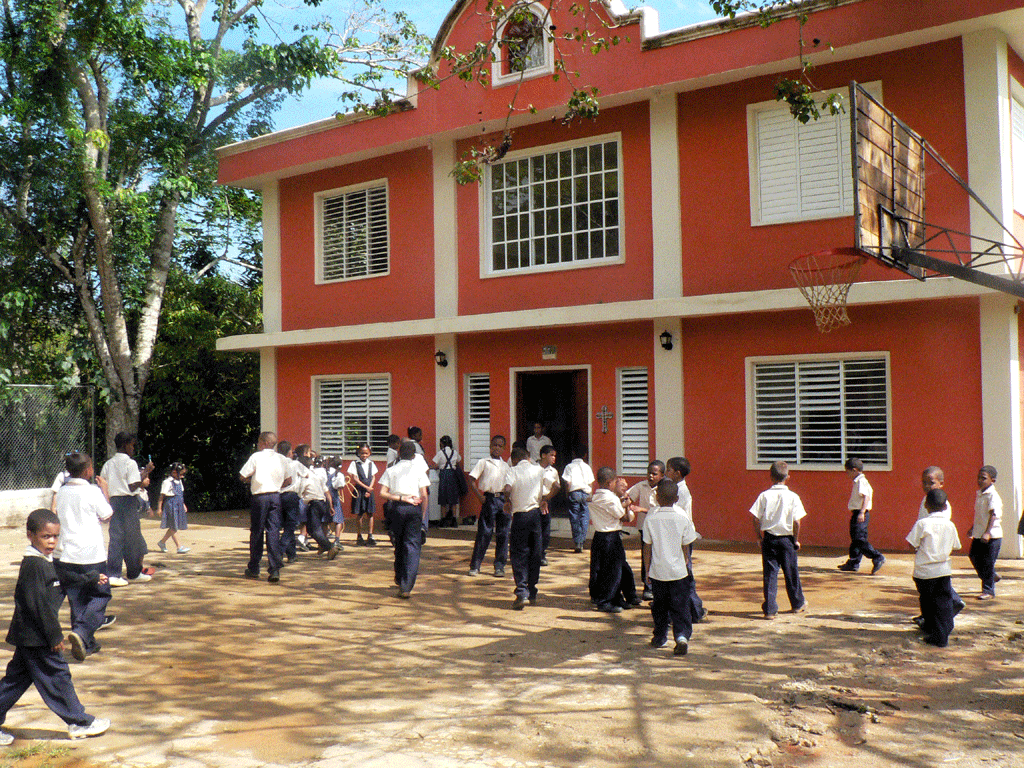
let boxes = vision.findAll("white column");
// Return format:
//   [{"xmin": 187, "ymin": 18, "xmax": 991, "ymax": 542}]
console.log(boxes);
[
  {"xmin": 433, "ymin": 139, "xmax": 459, "ymax": 319},
  {"xmin": 260, "ymin": 348, "xmax": 278, "ymax": 434},
  {"xmin": 435, "ymin": 333, "xmax": 459, "ymax": 446},
  {"xmin": 649, "ymin": 95, "xmax": 683, "ymax": 298},
  {"xmin": 653, "ymin": 318, "xmax": 683, "ymax": 459},
  {"xmin": 262, "ymin": 182, "xmax": 282, "ymax": 333}
]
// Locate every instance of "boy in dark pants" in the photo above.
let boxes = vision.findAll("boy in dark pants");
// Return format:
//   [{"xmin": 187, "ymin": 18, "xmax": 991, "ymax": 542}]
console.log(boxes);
[
  {"xmin": 588, "ymin": 467, "xmax": 638, "ymax": 613},
  {"xmin": 750, "ymin": 461, "xmax": 807, "ymax": 619},
  {"xmin": 837, "ymin": 457, "xmax": 885, "ymax": 574},
  {"xmin": 503, "ymin": 447, "xmax": 546, "ymax": 610},
  {"xmin": 907, "ymin": 489, "xmax": 963, "ymax": 647},
  {"xmin": 643, "ymin": 480, "xmax": 698, "ymax": 656},
  {"xmin": 0, "ymin": 510, "xmax": 109, "ymax": 744},
  {"xmin": 968, "ymin": 465, "xmax": 1002, "ymax": 600}
]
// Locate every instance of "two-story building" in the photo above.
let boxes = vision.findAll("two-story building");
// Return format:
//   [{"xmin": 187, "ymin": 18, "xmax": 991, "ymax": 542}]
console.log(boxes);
[{"xmin": 216, "ymin": 0, "xmax": 1024, "ymax": 552}]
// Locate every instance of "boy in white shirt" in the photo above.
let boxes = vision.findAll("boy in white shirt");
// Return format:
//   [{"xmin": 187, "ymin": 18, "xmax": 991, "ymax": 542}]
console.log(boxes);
[
  {"xmin": 907, "ymin": 489, "xmax": 963, "ymax": 647},
  {"xmin": 643, "ymin": 479, "xmax": 699, "ymax": 656},
  {"xmin": 239, "ymin": 431, "xmax": 290, "ymax": 583},
  {"xmin": 837, "ymin": 457, "xmax": 885, "ymax": 574},
  {"xmin": 561, "ymin": 447, "xmax": 595, "ymax": 553},
  {"xmin": 750, "ymin": 461, "xmax": 807, "ymax": 619},
  {"xmin": 967, "ymin": 465, "xmax": 1003, "ymax": 600},
  {"xmin": 99, "ymin": 432, "xmax": 152, "ymax": 585},
  {"xmin": 379, "ymin": 441, "xmax": 431, "ymax": 598},
  {"xmin": 626, "ymin": 460, "xmax": 664, "ymax": 601},
  {"xmin": 588, "ymin": 467, "xmax": 638, "ymax": 613},
  {"xmin": 468, "ymin": 435, "xmax": 510, "ymax": 577},
  {"xmin": 526, "ymin": 422, "xmax": 553, "ymax": 463},
  {"xmin": 502, "ymin": 447, "xmax": 547, "ymax": 610},
  {"xmin": 666, "ymin": 457, "xmax": 706, "ymax": 623},
  {"xmin": 538, "ymin": 445, "xmax": 560, "ymax": 566}
]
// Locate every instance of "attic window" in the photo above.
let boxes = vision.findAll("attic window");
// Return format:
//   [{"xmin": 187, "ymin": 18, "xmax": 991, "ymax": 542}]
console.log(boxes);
[{"xmin": 492, "ymin": 4, "xmax": 553, "ymax": 87}]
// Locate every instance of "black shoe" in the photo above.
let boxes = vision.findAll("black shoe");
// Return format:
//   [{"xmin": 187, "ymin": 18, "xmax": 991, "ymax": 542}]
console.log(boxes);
[
  {"xmin": 628, "ymin": 598, "xmax": 643, "ymax": 608},
  {"xmin": 494, "ymin": 568, "xmax": 505, "ymax": 578},
  {"xmin": 953, "ymin": 600, "xmax": 966, "ymax": 617},
  {"xmin": 67, "ymin": 632, "xmax": 86, "ymax": 662},
  {"xmin": 421, "ymin": 530, "xmax": 427, "ymax": 545},
  {"xmin": 356, "ymin": 534, "xmax": 365, "ymax": 546},
  {"xmin": 84, "ymin": 642, "xmax": 102, "ymax": 657},
  {"xmin": 540, "ymin": 556, "xmax": 549, "ymax": 566},
  {"xmin": 244, "ymin": 570, "xmax": 260, "ymax": 580},
  {"xmin": 642, "ymin": 588, "xmax": 653, "ymax": 601},
  {"xmin": 650, "ymin": 637, "xmax": 668, "ymax": 648},
  {"xmin": 912, "ymin": 615, "xmax": 926, "ymax": 628},
  {"xmin": 98, "ymin": 615, "xmax": 116, "ymax": 631},
  {"xmin": 573, "ymin": 547, "xmax": 583, "ymax": 554},
  {"xmin": 673, "ymin": 638, "xmax": 689, "ymax": 656},
  {"xmin": 366, "ymin": 535, "xmax": 378, "ymax": 547},
  {"xmin": 695, "ymin": 607, "xmax": 709, "ymax": 623},
  {"xmin": 596, "ymin": 604, "xmax": 624, "ymax": 614},
  {"xmin": 870, "ymin": 555, "xmax": 886, "ymax": 575},
  {"xmin": 267, "ymin": 571, "xmax": 280, "ymax": 583},
  {"xmin": 512, "ymin": 596, "xmax": 526, "ymax": 610},
  {"xmin": 837, "ymin": 562, "xmax": 858, "ymax": 572}
]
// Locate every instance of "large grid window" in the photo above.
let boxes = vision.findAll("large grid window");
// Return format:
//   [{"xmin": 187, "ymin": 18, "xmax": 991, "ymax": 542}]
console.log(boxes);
[
  {"xmin": 319, "ymin": 183, "xmax": 389, "ymax": 282},
  {"xmin": 617, "ymin": 367, "xmax": 649, "ymax": 475},
  {"xmin": 487, "ymin": 138, "xmax": 620, "ymax": 273},
  {"xmin": 750, "ymin": 356, "xmax": 889, "ymax": 468},
  {"xmin": 466, "ymin": 374, "xmax": 491, "ymax": 467},
  {"xmin": 316, "ymin": 377, "xmax": 390, "ymax": 456}
]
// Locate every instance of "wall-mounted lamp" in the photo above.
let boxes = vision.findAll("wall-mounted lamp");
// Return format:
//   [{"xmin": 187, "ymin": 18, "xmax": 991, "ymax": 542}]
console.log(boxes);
[
  {"xmin": 434, "ymin": 350, "xmax": 449, "ymax": 368},
  {"xmin": 659, "ymin": 330, "xmax": 674, "ymax": 351}
]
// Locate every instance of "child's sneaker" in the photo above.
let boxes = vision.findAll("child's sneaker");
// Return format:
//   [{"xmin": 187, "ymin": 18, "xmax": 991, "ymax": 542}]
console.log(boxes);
[
  {"xmin": 67, "ymin": 631, "xmax": 86, "ymax": 661},
  {"xmin": 366, "ymin": 535, "xmax": 378, "ymax": 547},
  {"xmin": 673, "ymin": 637, "xmax": 689, "ymax": 656},
  {"xmin": 356, "ymin": 534, "xmax": 365, "ymax": 546},
  {"xmin": 177, "ymin": 547, "xmax": 191, "ymax": 554},
  {"xmin": 0, "ymin": 730, "xmax": 12, "ymax": 746},
  {"xmin": 69, "ymin": 717, "xmax": 110, "ymax": 739},
  {"xmin": 156, "ymin": 541, "xmax": 167, "ymax": 552}
]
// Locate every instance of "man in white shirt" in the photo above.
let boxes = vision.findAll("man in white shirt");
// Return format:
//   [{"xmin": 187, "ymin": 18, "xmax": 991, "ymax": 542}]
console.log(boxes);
[
  {"xmin": 468, "ymin": 435, "xmax": 510, "ymax": 577},
  {"xmin": 525, "ymin": 422, "xmax": 553, "ymax": 463},
  {"xmin": 503, "ymin": 447, "xmax": 546, "ymax": 610},
  {"xmin": 99, "ymin": 432, "xmax": 152, "ymax": 585},
  {"xmin": 240, "ymin": 431, "xmax": 290, "ymax": 583},
  {"xmin": 379, "ymin": 441, "xmax": 431, "ymax": 598},
  {"xmin": 561, "ymin": 447, "xmax": 595, "ymax": 553}
]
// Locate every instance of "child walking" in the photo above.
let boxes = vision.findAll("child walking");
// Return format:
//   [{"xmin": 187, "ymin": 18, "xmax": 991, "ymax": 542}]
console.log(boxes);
[
  {"xmin": 0, "ymin": 509, "xmax": 110, "ymax": 744},
  {"xmin": 837, "ymin": 457, "xmax": 885, "ymax": 574},
  {"xmin": 348, "ymin": 443, "xmax": 378, "ymax": 546},
  {"xmin": 326, "ymin": 457, "xmax": 347, "ymax": 548},
  {"xmin": 750, "ymin": 461, "xmax": 807, "ymax": 619},
  {"xmin": 907, "ymin": 489, "xmax": 963, "ymax": 647},
  {"xmin": 433, "ymin": 436, "xmax": 465, "ymax": 528},
  {"xmin": 968, "ymin": 465, "xmax": 1003, "ymax": 600},
  {"xmin": 157, "ymin": 463, "xmax": 190, "ymax": 554}
]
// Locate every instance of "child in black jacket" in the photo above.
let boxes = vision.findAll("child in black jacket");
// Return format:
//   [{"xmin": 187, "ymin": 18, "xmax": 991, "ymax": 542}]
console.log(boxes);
[{"xmin": 0, "ymin": 509, "xmax": 109, "ymax": 745}]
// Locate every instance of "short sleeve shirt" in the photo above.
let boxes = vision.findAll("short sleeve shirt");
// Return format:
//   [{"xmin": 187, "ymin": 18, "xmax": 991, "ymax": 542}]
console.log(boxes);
[
  {"xmin": 562, "ymin": 460, "xmax": 595, "ymax": 493},
  {"xmin": 526, "ymin": 435, "xmax": 553, "ymax": 463},
  {"xmin": 749, "ymin": 484, "xmax": 806, "ymax": 536},
  {"xmin": 470, "ymin": 456, "xmax": 510, "ymax": 494},
  {"xmin": 240, "ymin": 449, "xmax": 287, "ymax": 495},
  {"xmin": 907, "ymin": 513, "xmax": 962, "ymax": 579},
  {"xmin": 848, "ymin": 474, "xmax": 873, "ymax": 511},
  {"xmin": 433, "ymin": 449, "xmax": 462, "ymax": 468},
  {"xmin": 644, "ymin": 505, "xmax": 698, "ymax": 581},
  {"xmin": 502, "ymin": 461, "xmax": 545, "ymax": 513},
  {"xmin": 589, "ymin": 488, "xmax": 625, "ymax": 532},
  {"xmin": 54, "ymin": 479, "xmax": 113, "ymax": 564},
  {"xmin": 971, "ymin": 485, "xmax": 1003, "ymax": 539},
  {"xmin": 379, "ymin": 460, "xmax": 431, "ymax": 497},
  {"xmin": 100, "ymin": 452, "xmax": 141, "ymax": 498}
]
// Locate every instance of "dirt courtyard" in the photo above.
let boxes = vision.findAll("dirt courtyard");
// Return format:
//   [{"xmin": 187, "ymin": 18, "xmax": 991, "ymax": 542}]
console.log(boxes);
[{"xmin": 0, "ymin": 512, "xmax": 1020, "ymax": 768}]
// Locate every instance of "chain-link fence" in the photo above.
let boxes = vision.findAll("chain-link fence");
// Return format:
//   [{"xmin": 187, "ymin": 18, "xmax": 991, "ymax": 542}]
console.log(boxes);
[{"xmin": 0, "ymin": 385, "xmax": 95, "ymax": 492}]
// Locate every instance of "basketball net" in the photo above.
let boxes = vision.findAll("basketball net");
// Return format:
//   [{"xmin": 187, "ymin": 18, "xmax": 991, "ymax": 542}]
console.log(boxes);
[{"xmin": 789, "ymin": 249, "xmax": 867, "ymax": 333}]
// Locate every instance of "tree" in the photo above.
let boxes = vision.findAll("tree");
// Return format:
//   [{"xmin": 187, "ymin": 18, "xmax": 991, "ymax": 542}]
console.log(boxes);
[{"xmin": 0, "ymin": 0, "xmax": 429, "ymax": 452}]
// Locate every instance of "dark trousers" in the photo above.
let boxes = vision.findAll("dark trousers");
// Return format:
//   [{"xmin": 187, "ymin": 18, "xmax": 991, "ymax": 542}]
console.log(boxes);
[
  {"xmin": 968, "ymin": 537, "xmax": 1002, "ymax": 595},
  {"xmin": 639, "ymin": 528, "xmax": 649, "ymax": 587},
  {"xmin": 566, "ymin": 490, "xmax": 590, "ymax": 548},
  {"xmin": 686, "ymin": 545, "xmax": 705, "ymax": 621},
  {"xmin": 305, "ymin": 500, "xmax": 335, "ymax": 552},
  {"xmin": 915, "ymin": 575, "xmax": 959, "ymax": 647},
  {"xmin": 392, "ymin": 502, "xmax": 423, "ymax": 593},
  {"xmin": 847, "ymin": 510, "xmax": 882, "ymax": 566},
  {"xmin": 509, "ymin": 508, "xmax": 542, "ymax": 600},
  {"xmin": 280, "ymin": 492, "xmax": 301, "ymax": 559},
  {"xmin": 54, "ymin": 561, "xmax": 110, "ymax": 654},
  {"xmin": 470, "ymin": 493, "xmax": 510, "ymax": 570},
  {"xmin": 0, "ymin": 646, "xmax": 92, "ymax": 727},
  {"xmin": 540, "ymin": 511, "xmax": 551, "ymax": 555},
  {"xmin": 106, "ymin": 495, "xmax": 143, "ymax": 579},
  {"xmin": 248, "ymin": 492, "xmax": 283, "ymax": 575},
  {"xmin": 589, "ymin": 531, "xmax": 637, "ymax": 607},
  {"xmin": 761, "ymin": 532, "xmax": 804, "ymax": 616},
  {"xmin": 651, "ymin": 577, "xmax": 694, "ymax": 643}
]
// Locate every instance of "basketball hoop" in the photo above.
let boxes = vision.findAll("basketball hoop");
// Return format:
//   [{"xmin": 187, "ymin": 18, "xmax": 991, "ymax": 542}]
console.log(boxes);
[{"xmin": 789, "ymin": 248, "xmax": 868, "ymax": 333}]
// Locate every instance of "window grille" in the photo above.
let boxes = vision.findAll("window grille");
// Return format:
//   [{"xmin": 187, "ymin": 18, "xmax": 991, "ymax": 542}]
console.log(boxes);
[
  {"xmin": 316, "ymin": 377, "xmax": 390, "ymax": 456},
  {"xmin": 320, "ymin": 184, "xmax": 389, "ymax": 281},
  {"xmin": 617, "ymin": 367, "xmax": 649, "ymax": 475}
]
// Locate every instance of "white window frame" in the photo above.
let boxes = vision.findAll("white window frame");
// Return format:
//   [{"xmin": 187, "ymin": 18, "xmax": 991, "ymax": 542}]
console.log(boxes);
[
  {"xmin": 465, "ymin": 373, "xmax": 492, "ymax": 468},
  {"xmin": 491, "ymin": 2, "xmax": 554, "ymax": 88},
  {"xmin": 1011, "ymin": 87, "xmax": 1024, "ymax": 216},
  {"xmin": 747, "ymin": 82, "xmax": 882, "ymax": 226},
  {"xmin": 745, "ymin": 352, "xmax": 891, "ymax": 471},
  {"xmin": 312, "ymin": 374, "xmax": 392, "ymax": 458},
  {"xmin": 617, "ymin": 366, "xmax": 649, "ymax": 476},
  {"xmin": 314, "ymin": 179, "xmax": 390, "ymax": 284},
  {"xmin": 481, "ymin": 133, "xmax": 625, "ymax": 278}
]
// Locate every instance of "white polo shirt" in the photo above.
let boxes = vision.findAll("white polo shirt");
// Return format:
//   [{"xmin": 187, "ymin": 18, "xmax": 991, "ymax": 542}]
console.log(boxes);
[
  {"xmin": 100, "ymin": 452, "xmax": 141, "ymax": 498},
  {"xmin": 644, "ymin": 505, "xmax": 698, "ymax": 581},
  {"xmin": 562, "ymin": 459, "xmax": 595, "ymax": 493},
  {"xmin": 379, "ymin": 460, "xmax": 431, "ymax": 498},
  {"xmin": 541, "ymin": 465, "xmax": 560, "ymax": 497},
  {"xmin": 240, "ymin": 448, "xmax": 287, "ymax": 495},
  {"xmin": 469, "ymin": 456, "xmax": 510, "ymax": 494},
  {"xmin": 589, "ymin": 488, "xmax": 627, "ymax": 532},
  {"xmin": 917, "ymin": 498, "xmax": 952, "ymax": 520},
  {"xmin": 54, "ymin": 479, "xmax": 113, "ymax": 564},
  {"xmin": 749, "ymin": 484, "xmax": 806, "ymax": 536},
  {"xmin": 971, "ymin": 485, "xmax": 1003, "ymax": 539},
  {"xmin": 848, "ymin": 473, "xmax": 873, "ymax": 511},
  {"xmin": 907, "ymin": 513, "xmax": 961, "ymax": 579},
  {"xmin": 676, "ymin": 479, "xmax": 692, "ymax": 517},
  {"xmin": 503, "ymin": 460, "xmax": 545, "ymax": 513},
  {"xmin": 526, "ymin": 435, "xmax": 553, "ymax": 462}
]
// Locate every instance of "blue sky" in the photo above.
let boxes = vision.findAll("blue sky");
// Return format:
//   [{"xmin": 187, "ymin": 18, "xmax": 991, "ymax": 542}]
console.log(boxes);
[{"xmin": 271, "ymin": 1, "xmax": 721, "ymax": 130}]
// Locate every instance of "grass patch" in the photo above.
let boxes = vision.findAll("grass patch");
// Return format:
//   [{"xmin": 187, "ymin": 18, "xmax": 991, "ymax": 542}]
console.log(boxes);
[{"xmin": 0, "ymin": 743, "xmax": 70, "ymax": 768}]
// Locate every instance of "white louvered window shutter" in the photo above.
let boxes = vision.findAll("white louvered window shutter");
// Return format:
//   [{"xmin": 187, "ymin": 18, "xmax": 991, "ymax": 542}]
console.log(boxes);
[
  {"xmin": 617, "ymin": 367, "xmax": 649, "ymax": 475},
  {"xmin": 320, "ymin": 184, "xmax": 389, "ymax": 282},
  {"xmin": 316, "ymin": 377, "xmax": 391, "ymax": 456},
  {"xmin": 466, "ymin": 374, "xmax": 491, "ymax": 466}
]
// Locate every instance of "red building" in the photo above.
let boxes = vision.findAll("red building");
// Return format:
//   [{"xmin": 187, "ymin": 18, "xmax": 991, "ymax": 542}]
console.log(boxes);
[{"xmin": 217, "ymin": 0, "xmax": 1024, "ymax": 552}]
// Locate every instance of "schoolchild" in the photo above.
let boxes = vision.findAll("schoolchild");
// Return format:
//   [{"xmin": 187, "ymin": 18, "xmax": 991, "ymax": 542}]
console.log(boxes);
[
  {"xmin": 326, "ymin": 457, "xmax": 347, "ymax": 547},
  {"xmin": 292, "ymin": 444, "xmax": 312, "ymax": 552},
  {"xmin": 382, "ymin": 434, "xmax": 402, "ymax": 543},
  {"xmin": 155, "ymin": 463, "xmax": 190, "ymax": 555},
  {"xmin": 526, "ymin": 422, "xmax": 553, "ymax": 463},
  {"xmin": 967, "ymin": 465, "xmax": 1003, "ymax": 600},
  {"xmin": 347, "ymin": 443, "xmax": 378, "ymax": 546},
  {"xmin": 538, "ymin": 445, "xmax": 560, "ymax": 566},
  {"xmin": 911, "ymin": 466, "xmax": 958, "ymax": 627},
  {"xmin": 295, "ymin": 454, "xmax": 341, "ymax": 560},
  {"xmin": 626, "ymin": 460, "xmax": 665, "ymax": 601},
  {"xmin": 750, "ymin": 461, "xmax": 807, "ymax": 619},
  {"xmin": 52, "ymin": 453, "xmax": 114, "ymax": 661},
  {"xmin": 588, "ymin": 467, "xmax": 639, "ymax": 613},
  {"xmin": 837, "ymin": 458, "xmax": 885, "ymax": 574},
  {"xmin": 502, "ymin": 447, "xmax": 547, "ymax": 610},
  {"xmin": 643, "ymin": 479, "xmax": 699, "ymax": 657},
  {"xmin": 100, "ymin": 432, "xmax": 152, "ymax": 586},
  {"xmin": 907, "ymin": 489, "xmax": 963, "ymax": 647},
  {"xmin": 379, "ymin": 441, "xmax": 431, "ymax": 598},
  {"xmin": 468, "ymin": 435, "xmax": 511, "ymax": 577},
  {"xmin": 432, "ymin": 436, "xmax": 465, "ymax": 528},
  {"xmin": 239, "ymin": 431, "xmax": 290, "ymax": 582},
  {"xmin": 276, "ymin": 441, "xmax": 301, "ymax": 562},
  {"xmin": 666, "ymin": 457, "xmax": 706, "ymax": 622},
  {"xmin": 0, "ymin": 509, "xmax": 110, "ymax": 744},
  {"xmin": 561, "ymin": 447, "xmax": 595, "ymax": 553},
  {"xmin": 49, "ymin": 468, "xmax": 70, "ymax": 513}
]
